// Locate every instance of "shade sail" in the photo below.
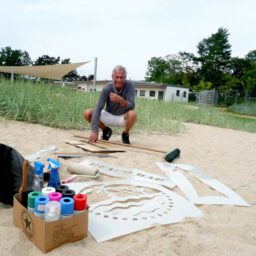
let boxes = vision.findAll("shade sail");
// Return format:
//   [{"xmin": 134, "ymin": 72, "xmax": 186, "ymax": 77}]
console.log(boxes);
[{"xmin": 0, "ymin": 61, "xmax": 88, "ymax": 80}]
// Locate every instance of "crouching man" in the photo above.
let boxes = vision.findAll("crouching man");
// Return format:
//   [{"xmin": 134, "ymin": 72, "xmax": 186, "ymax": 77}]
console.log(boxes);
[{"xmin": 84, "ymin": 65, "xmax": 137, "ymax": 144}]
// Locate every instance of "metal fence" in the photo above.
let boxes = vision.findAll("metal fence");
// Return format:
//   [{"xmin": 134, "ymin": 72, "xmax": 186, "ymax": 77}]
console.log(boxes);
[{"xmin": 191, "ymin": 89, "xmax": 256, "ymax": 106}]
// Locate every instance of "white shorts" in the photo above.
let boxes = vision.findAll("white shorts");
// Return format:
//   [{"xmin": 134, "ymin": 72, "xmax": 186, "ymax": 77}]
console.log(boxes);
[{"xmin": 100, "ymin": 110, "xmax": 125, "ymax": 127}]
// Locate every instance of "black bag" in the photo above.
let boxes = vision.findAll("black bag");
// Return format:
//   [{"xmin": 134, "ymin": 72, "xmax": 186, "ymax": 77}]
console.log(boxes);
[{"xmin": 0, "ymin": 143, "xmax": 34, "ymax": 205}]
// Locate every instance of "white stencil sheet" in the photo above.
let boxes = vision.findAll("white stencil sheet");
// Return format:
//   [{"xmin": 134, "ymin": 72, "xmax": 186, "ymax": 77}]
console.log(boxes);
[
  {"xmin": 68, "ymin": 180, "xmax": 202, "ymax": 242},
  {"xmin": 79, "ymin": 158, "xmax": 175, "ymax": 188},
  {"xmin": 156, "ymin": 162, "xmax": 249, "ymax": 207}
]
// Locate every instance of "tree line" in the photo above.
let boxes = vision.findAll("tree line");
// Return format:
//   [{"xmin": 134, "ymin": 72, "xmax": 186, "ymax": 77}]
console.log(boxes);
[
  {"xmin": 145, "ymin": 28, "xmax": 256, "ymax": 95},
  {"xmin": 0, "ymin": 47, "xmax": 91, "ymax": 81}
]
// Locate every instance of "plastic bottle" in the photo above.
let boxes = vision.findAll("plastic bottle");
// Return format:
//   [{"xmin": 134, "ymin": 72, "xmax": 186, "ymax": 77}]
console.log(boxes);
[
  {"xmin": 44, "ymin": 201, "xmax": 61, "ymax": 222},
  {"xmin": 47, "ymin": 158, "xmax": 61, "ymax": 189},
  {"xmin": 33, "ymin": 161, "xmax": 45, "ymax": 192}
]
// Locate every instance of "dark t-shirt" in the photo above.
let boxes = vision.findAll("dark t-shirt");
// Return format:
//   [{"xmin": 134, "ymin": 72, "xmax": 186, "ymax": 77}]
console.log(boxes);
[{"xmin": 91, "ymin": 80, "xmax": 135, "ymax": 132}]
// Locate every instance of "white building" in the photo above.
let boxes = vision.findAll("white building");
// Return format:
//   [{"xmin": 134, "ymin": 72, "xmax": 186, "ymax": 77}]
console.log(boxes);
[
  {"xmin": 76, "ymin": 81, "xmax": 189, "ymax": 103},
  {"xmin": 135, "ymin": 81, "xmax": 189, "ymax": 102}
]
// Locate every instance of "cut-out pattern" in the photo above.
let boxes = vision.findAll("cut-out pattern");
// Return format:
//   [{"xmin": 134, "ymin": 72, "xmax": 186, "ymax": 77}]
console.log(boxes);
[
  {"xmin": 80, "ymin": 159, "xmax": 175, "ymax": 188},
  {"xmin": 68, "ymin": 180, "xmax": 202, "ymax": 242},
  {"xmin": 156, "ymin": 162, "xmax": 250, "ymax": 206}
]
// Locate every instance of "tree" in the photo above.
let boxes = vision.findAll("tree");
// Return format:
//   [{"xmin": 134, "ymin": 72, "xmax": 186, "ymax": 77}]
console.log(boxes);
[
  {"xmin": 245, "ymin": 50, "xmax": 256, "ymax": 62},
  {"xmin": 145, "ymin": 57, "xmax": 169, "ymax": 83},
  {"xmin": 80, "ymin": 75, "xmax": 87, "ymax": 81},
  {"xmin": 0, "ymin": 46, "xmax": 32, "ymax": 78},
  {"xmin": 145, "ymin": 53, "xmax": 199, "ymax": 87},
  {"xmin": 193, "ymin": 80, "xmax": 213, "ymax": 92},
  {"xmin": 196, "ymin": 27, "xmax": 232, "ymax": 88},
  {"xmin": 243, "ymin": 50, "xmax": 256, "ymax": 94},
  {"xmin": 0, "ymin": 46, "xmax": 32, "ymax": 66},
  {"xmin": 34, "ymin": 55, "xmax": 60, "ymax": 66},
  {"xmin": 88, "ymin": 74, "xmax": 94, "ymax": 81},
  {"xmin": 176, "ymin": 52, "xmax": 199, "ymax": 88},
  {"xmin": 230, "ymin": 57, "xmax": 251, "ymax": 79},
  {"xmin": 242, "ymin": 64, "xmax": 256, "ymax": 94},
  {"xmin": 61, "ymin": 58, "xmax": 80, "ymax": 81}
]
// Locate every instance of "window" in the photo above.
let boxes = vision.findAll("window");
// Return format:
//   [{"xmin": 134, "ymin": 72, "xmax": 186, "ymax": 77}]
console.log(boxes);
[
  {"xmin": 176, "ymin": 90, "xmax": 180, "ymax": 96},
  {"xmin": 149, "ymin": 91, "xmax": 155, "ymax": 97},
  {"xmin": 135, "ymin": 90, "xmax": 138, "ymax": 96},
  {"xmin": 183, "ymin": 91, "xmax": 187, "ymax": 98},
  {"xmin": 140, "ymin": 90, "xmax": 145, "ymax": 96}
]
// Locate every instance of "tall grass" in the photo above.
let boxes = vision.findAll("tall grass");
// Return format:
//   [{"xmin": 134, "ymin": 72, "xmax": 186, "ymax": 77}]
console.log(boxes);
[
  {"xmin": 229, "ymin": 102, "xmax": 256, "ymax": 116},
  {"xmin": 1, "ymin": 79, "xmax": 256, "ymax": 133},
  {"xmin": 0, "ymin": 79, "xmax": 95, "ymax": 129}
]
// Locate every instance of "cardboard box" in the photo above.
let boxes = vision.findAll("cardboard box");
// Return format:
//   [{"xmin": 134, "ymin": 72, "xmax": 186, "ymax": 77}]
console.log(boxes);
[{"xmin": 13, "ymin": 194, "xmax": 88, "ymax": 253}]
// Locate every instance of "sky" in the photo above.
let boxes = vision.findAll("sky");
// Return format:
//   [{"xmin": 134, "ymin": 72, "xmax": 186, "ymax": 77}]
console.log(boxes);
[{"xmin": 1, "ymin": 0, "xmax": 256, "ymax": 80}]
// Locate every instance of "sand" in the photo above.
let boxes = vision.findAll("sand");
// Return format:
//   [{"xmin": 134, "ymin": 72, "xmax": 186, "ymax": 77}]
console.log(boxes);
[{"xmin": 0, "ymin": 118, "xmax": 256, "ymax": 256}]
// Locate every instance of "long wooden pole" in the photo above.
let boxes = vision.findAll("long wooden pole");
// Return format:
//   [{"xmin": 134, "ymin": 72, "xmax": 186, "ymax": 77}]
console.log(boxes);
[{"xmin": 73, "ymin": 134, "xmax": 166, "ymax": 154}]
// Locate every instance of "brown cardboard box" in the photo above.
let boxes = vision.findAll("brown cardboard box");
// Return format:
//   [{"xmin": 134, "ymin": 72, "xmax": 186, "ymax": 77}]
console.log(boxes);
[{"xmin": 13, "ymin": 194, "xmax": 88, "ymax": 253}]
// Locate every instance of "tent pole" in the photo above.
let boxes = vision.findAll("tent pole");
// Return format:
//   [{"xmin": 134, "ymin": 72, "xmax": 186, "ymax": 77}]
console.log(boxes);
[
  {"xmin": 93, "ymin": 57, "xmax": 97, "ymax": 92},
  {"xmin": 11, "ymin": 66, "xmax": 14, "ymax": 82}
]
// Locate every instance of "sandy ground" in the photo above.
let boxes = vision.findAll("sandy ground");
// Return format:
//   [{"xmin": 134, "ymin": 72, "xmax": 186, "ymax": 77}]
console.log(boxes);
[{"xmin": 0, "ymin": 118, "xmax": 256, "ymax": 256}]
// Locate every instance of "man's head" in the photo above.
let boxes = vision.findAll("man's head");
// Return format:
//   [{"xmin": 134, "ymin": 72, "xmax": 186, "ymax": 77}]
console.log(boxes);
[{"xmin": 112, "ymin": 65, "xmax": 127, "ymax": 91}]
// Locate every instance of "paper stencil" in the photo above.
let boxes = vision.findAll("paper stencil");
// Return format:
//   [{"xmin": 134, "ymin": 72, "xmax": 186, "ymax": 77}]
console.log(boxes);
[{"xmin": 68, "ymin": 180, "xmax": 202, "ymax": 242}]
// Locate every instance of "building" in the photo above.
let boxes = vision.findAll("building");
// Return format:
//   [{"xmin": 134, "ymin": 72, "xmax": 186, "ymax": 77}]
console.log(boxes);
[
  {"xmin": 76, "ymin": 80, "xmax": 189, "ymax": 103},
  {"xmin": 135, "ymin": 81, "xmax": 189, "ymax": 102}
]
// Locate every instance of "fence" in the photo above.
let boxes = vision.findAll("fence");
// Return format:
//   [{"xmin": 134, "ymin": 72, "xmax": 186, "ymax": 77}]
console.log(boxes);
[{"xmin": 191, "ymin": 89, "xmax": 256, "ymax": 106}]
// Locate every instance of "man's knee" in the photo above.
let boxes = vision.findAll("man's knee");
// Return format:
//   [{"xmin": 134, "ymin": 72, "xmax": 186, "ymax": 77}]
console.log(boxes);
[
  {"xmin": 127, "ymin": 110, "xmax": 137, "ymax": 123},
  {"xmin": 84, "ymin": 109, "xmax": 93, "ymax": 122}
]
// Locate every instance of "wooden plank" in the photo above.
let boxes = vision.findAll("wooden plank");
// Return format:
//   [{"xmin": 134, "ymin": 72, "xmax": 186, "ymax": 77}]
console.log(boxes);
[
  {"xmin": 73, "ymin": 135, "xmax": 166, "ymax": 154},
  {"xmin": 65, "ymin": 140, "xmax": 125, "ymax": 153}
]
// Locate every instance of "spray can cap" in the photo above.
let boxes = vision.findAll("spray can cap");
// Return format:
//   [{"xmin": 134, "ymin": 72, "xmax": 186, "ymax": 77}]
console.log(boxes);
[
  {"xmin": 47, "ymin": 158, "xmax": 61, "ymax": 170},
  {"xmin": 34, "ymin": 161, "xmax": 44, "ymax": 175}
]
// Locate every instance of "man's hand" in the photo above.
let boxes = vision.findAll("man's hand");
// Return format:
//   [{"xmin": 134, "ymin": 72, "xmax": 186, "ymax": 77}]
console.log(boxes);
[
  {"xmin": 110, "ymin": 92, "xmax": 127, "ymax": 107},
  {"xmin": 88, "ymin": 131, "xmax": 98, "ymax": 143}
]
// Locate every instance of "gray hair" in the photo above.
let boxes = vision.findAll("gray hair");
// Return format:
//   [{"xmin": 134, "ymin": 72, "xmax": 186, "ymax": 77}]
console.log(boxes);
[{"xmin": 112, "ymin": 65, "xmax": 127, "ymax": 77}]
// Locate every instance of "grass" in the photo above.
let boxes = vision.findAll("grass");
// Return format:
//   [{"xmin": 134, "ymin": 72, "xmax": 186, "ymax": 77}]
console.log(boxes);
[
  {"xmin": 229, "ymin": 102, "xmax": 256, "ymax": 116},
  {"xmin": 1, "ymin": 78, "xmax": 256, "ymax": 134}
]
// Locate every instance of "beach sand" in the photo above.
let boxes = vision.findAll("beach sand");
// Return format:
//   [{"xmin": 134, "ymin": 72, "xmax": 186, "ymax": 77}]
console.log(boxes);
[{"xmin": 0, "ymin": 118, "xmax": 255, "ymax": 256}]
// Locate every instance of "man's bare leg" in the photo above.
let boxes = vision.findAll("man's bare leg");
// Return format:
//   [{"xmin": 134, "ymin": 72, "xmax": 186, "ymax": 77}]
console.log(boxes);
[{"xmin": 123, "ymin": 110, "xmax": 137, "ymax": 134}]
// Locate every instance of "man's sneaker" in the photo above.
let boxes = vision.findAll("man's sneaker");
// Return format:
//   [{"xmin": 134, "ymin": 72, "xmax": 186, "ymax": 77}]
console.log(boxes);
[
  {"xmin": 122, "ymin": 132, "xmax": 131, "ymax": 144},
  {"xmin": 102, "ymin": 127, "xmax": 112, "ymax": 140}
]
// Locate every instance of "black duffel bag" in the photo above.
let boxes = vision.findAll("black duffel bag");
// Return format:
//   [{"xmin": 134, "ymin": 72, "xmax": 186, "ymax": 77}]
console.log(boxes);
[{"xmin": 0, "ymin": 143, "xmax": 34, "ymax": 205}]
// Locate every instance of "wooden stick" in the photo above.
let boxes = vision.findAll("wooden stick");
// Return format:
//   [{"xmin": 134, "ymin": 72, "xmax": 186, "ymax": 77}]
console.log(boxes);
[
  {"xmin": 73, "ymin": 134, "xmax": 166, "ymax": 154},
  {"xmin": 65, "ymin": 141, "xmax": 125, "ymax": 153},
  {"xmin": 18, "ymin": 160, "xmax": 29, "ymax": 202}
]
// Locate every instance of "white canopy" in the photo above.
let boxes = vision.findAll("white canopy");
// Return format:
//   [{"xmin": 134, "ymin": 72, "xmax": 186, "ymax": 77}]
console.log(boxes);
[{"xmin": 0, "ymin": 62, "xmax": 88, "ymax": 80}]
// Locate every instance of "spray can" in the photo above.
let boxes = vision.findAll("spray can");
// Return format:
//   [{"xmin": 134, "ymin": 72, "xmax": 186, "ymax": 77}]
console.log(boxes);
[
  {"xmin": 60, "ymin": 197, "xmax": 74, "ymax": 219},
  {"xmin": 34, "ymin": 195, "xmax": 50, "ymax": 219},
  {"xmin": 73, "ymin": 194, "xmax": 87, "ymax": 214},
  {"xmin": 33, "ymin": 161, "xmax": 45, "ymax": 192},
  {"xmin": 27, "ymin": 191, "xmax": 42, "ymax": 212},
  {"xmin": 47, "ymin": 158, "xmax": 61, "ymax": 189}
]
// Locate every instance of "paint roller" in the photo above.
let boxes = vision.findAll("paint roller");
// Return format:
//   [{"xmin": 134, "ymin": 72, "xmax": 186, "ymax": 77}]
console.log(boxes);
[
  {"xmin": 66, "ymin": 162, "xmax": 99, "ymax": 177},
  {"xmin": 164, "ymin": 148, "xmax": 180, "ymax": 163}
]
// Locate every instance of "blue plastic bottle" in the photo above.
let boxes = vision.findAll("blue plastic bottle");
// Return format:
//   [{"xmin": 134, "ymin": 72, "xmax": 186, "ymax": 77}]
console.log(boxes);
[
  {"xmin": 47, "ymin": 158, "xmax": 61, "ymax": 189},
  {"xmin": 33, "ymin": 161, "xmax": 45, "ymax": 192}
]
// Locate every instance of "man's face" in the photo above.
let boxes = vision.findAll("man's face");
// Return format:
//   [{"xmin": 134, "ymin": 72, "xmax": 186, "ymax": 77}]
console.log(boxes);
[{"xmin": 112, "ymin": 70, "xmax": 126, "ymax": 91}]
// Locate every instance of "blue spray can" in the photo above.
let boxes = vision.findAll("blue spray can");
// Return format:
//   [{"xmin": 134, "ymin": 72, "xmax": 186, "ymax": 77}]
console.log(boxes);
[
  {"xmin": 47, "ymin": 158, "xmax": 61, "ymax": 189},
  {"xmin": 33, "ymin": 161, "xmax": 45, "ymax": 192}
]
